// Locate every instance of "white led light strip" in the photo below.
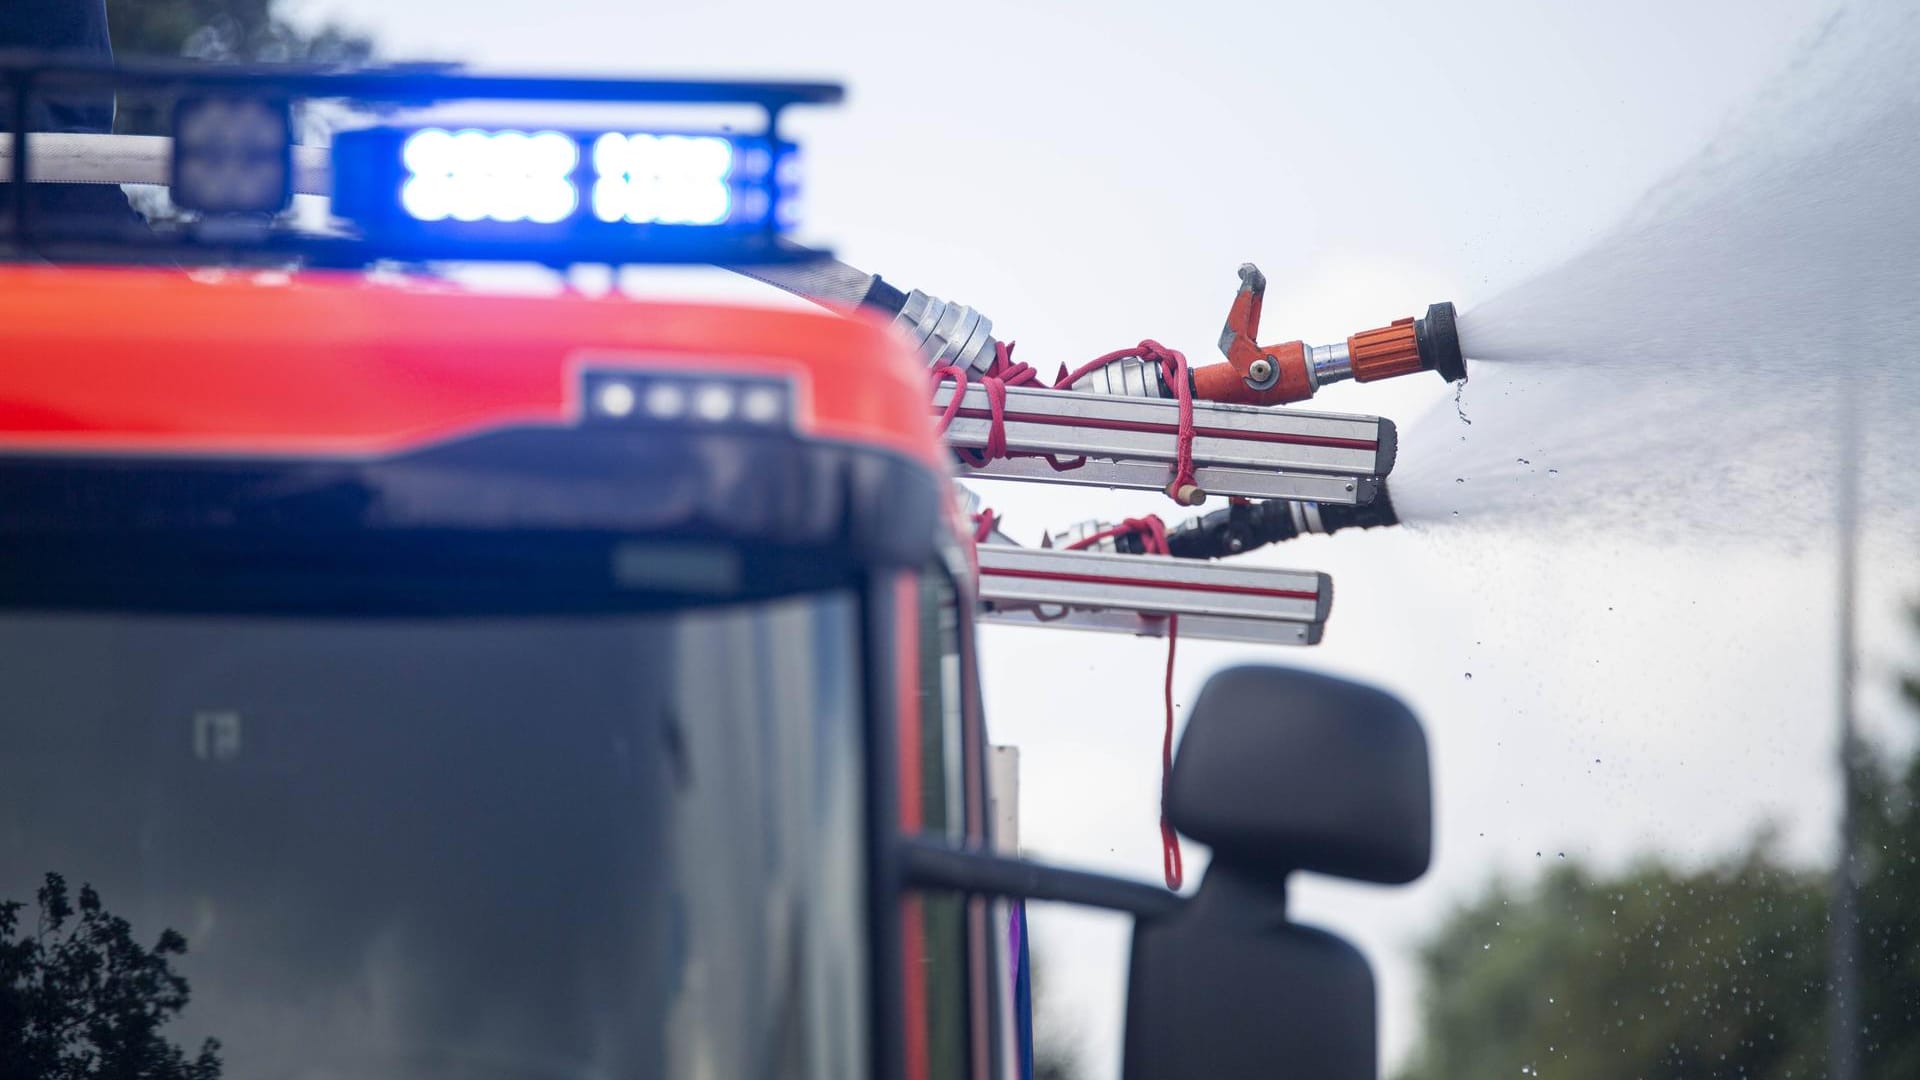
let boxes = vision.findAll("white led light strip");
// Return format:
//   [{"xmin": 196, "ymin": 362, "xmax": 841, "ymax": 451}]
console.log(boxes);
[
  {"xmin": 589, "ymin": 133, "xmax": 734, "ymax": 226},
  {"xmin": 399, "ymin": 128, "xmax": 579, "ymax": 225}
]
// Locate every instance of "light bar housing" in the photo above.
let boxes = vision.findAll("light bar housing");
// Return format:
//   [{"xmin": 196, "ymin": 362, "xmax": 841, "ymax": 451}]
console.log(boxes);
[
  {"xmin": 331, "ymin": 126, "xmax": 799, "ymax": 252},
  {"xmin": 0, "ymin": 57, "xmax": 840, "ymax": 266}
]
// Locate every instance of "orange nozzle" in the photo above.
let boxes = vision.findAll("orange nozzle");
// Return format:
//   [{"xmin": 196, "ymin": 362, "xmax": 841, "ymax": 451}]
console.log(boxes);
[
  {"xmin": 1347, "ymin": 317, "xmax": 1423, "ymax": 382},
  {"xmin": 1187, "ymin": 263, "xmax": 1466, "ymax": 405}
]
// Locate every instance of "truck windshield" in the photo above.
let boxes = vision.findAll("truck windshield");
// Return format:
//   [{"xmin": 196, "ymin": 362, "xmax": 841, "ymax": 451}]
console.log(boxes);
[{"xmin": 0, "ymin": 592, "xmax": 869, "ymax": 1080}]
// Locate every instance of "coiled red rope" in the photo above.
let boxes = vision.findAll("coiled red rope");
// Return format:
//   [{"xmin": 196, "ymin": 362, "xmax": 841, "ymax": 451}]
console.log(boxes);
[{"xmin": 933, "ymin": 340, "xmax": 1200, "ymax": 502}]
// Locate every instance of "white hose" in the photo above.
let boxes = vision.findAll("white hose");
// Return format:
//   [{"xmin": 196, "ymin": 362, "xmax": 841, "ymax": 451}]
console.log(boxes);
[{"xmin": 0, "ymin": 132, "xmax": 332, "ymax": 195}]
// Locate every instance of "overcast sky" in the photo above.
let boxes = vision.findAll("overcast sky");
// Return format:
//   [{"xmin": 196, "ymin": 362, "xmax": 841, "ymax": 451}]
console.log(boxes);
[{"xmin": 287, "ymin": 0, "xmax": 1913, "ymax": 1074}]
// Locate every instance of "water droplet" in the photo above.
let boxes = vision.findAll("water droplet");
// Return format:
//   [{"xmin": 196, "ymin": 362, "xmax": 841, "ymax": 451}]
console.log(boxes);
[
  {"xmin": 1547, "ymin": 468, "xmax": 1559, "ymax": 475},
  {"xmin": 1465, "ymin": 672, "xmax": 1474, "ymax": 680}
]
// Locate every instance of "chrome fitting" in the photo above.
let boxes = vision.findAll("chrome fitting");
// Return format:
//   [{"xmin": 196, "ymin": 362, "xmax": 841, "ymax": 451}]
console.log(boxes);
[
  {"xmin": 896, "ymin": 289, "xmax": 999, "ymax": 374},
  {"xmin": 1308, "ymin": 341, "xmax": 1353, "ymax": 387},
  {"xmin": 1068, "ymin": 355, "xmax": 1172, "ymax": 399}
]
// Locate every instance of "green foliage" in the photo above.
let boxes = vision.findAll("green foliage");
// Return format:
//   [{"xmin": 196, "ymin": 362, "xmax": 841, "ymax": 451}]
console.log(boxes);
[
  {"xmin": 1852, "ymin": 603, "xmax": 1920, "ymax": 1074},
  {"xmin": 1400, "ymin": 606, "xmax": 1920, "ymax": 1080},
  {"xmin": 0, "ymin": 874, "xmax": 222, "ymax": 1080},
  {"xmin": 106, "ymin": 0, "xmax": 371, "ymax": 64},
  {"xmin": 1398, "ymin": 851, "xmax": 1828, "ymax": 1080}
]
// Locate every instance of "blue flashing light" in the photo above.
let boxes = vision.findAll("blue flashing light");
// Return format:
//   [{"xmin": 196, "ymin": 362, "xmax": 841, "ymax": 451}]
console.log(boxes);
[
  {"xmin": 399, "ymin": 128, "xmax": 579, "ymax": 225},
  {"xmin": 328, "ymin": 121, "xmax": 802, "ymax": 261},
  {"xmin": 589, "ymin": 133, "xmax": 734, "ymax": 226}
]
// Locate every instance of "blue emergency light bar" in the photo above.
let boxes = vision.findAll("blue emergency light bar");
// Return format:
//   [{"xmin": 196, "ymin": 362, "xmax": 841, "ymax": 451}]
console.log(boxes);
[
  {"xmin": 0, "ymin": 56, "xmax": 840, "ymax": 266},
  {"xmin": 331, "ymin": 125, "xmax": 798, "ymax": 238}
]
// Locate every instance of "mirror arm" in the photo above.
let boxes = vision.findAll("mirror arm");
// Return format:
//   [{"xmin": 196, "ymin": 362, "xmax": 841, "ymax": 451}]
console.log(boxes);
[{"xmin": 898, "ymin": 836, "xmax": 1183, "ymax": 920}]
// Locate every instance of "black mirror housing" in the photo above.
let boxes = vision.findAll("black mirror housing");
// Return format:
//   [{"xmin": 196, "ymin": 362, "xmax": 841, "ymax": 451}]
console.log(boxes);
[
  {"xmin": 1125, "ymin": 901, "xmax": 1376, "ymax": 1080},
  {"xmin": 1167, "ymin": 665, "xmax": 1431, "ymax": 885}
]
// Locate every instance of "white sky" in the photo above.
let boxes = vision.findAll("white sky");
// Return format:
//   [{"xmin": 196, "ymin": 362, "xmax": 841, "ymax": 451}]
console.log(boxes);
[{"xmin": 288, "ymin": 0, "xmax": 1913, "ymax": 1075}]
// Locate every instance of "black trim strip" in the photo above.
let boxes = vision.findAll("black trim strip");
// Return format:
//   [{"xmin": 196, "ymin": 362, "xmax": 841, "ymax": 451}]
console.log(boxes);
[
  {"xmin": 862, "ymin": 573, "xmax": 907, "ymax": 1080},
  {"xmin": 899, "ymin": 839, "xmax": 1182, "ymax": 922}
]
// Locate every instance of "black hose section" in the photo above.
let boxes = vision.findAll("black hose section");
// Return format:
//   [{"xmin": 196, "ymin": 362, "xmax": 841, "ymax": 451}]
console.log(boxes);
[
  {"xmin": 1166, "ymin": 500, "xmax": 1300, "ymax": 559},
  {"xmin": 1164, "ymin": 484, "xmax": 1400, "ymax": 559},
  {"xmin": 722, "ymin": 253, "xmax": 876, "ymax": 309},
  {"xmin": 858, "ymin": 273, "xmax": 907, "ymax": 316}
]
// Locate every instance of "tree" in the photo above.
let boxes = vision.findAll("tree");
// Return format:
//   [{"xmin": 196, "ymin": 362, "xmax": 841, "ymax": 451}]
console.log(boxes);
[
  {"xmin": 1398, "ymin": 606, "xmax": 1920, "ymax": 1079},
  {"xmin": 0, "ymin": 874, "xmax": 222, "ymax": 1080},
  {"xmin": 1852, "ymin": 602, "xmax": 1920, "ymax": 1075},
  {"xmin": 105, "ymin": 0, "xmax": 371, "ymax": 64},
  {"xmin": 1397, "ymin": 849, "xmax": 1828, "ymax": 1080}
]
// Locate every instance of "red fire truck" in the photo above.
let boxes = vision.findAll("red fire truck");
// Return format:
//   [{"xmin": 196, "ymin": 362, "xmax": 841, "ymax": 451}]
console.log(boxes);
[{"xmin": 0, "ymin": 57, "xmax": 1435, "ymax": 1080}]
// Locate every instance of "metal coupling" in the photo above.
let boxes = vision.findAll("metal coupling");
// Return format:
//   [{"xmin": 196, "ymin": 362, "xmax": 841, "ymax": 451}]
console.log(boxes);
[
  {"xmin": 1308, "ymin": 341, "xmax": 1352, "ymax": 385},
  {"xmin": 1067, "ymin": 354, "xmax": 1174, "ymax": 399},
  {"xmin": 896, "ymin": 289, "xmax": 999, "ymax": 373}
]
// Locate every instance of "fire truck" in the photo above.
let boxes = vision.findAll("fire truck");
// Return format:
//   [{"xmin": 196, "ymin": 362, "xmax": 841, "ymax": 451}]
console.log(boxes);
[{"xmin": 0, "ymin": 53, "xmax": 1450, "ymax": 1080}]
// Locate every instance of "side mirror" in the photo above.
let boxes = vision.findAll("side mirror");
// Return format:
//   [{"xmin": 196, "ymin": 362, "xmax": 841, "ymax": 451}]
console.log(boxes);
[{"xmin": 1122, "ymin": 665, "xmax": 1432, "ymax": 1080}]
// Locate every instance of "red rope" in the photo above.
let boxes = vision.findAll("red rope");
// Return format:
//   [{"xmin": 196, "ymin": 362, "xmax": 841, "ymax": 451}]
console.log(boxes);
[
  {"xmin": 931, "ymin": 340, "xmax": 1198, "ymax": 503},
  {"xmin": 971, "ymin": 507, "xmax": 999, "ymax": 544},
  {"xmin": 1051, "ymin": 340, "xmax": 1197, "ymax": 503},
  {"xmin": 1160, "ymin": 611, "xmax": 1182, "ymax": 890},
  {"xmin": 1065, "ymin": 515, "xmax": 1184, "ymax": 890}
]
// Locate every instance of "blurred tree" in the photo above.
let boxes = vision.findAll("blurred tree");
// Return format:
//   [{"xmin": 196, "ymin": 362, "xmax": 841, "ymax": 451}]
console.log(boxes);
[
  {"xmin": 1396, "ymin": 849, "xmax": 1828, "ymax": 1080},
  {"xmin": 1854, "ymin": 601, "xmax": 1920, "ymax": 1074},
  {"xmin": 0, "ymin": 873, "xmax": 222, "ymax": 1079},
  {"xmin": 105, "ymin": 0, "xmax": 371, "ymax": 64},
  {"xmin": 1398, "ymin": 604, "xmax": 1920, "ymax": 1080}
]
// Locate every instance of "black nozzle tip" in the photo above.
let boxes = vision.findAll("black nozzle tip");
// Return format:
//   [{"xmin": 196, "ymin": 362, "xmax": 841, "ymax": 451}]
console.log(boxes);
[
  {"xmin": 1416, "ymin": 302, "xmax": 1467, "ymax": 383},
  {"xmin": 1319, "ymin": 481, "xmax": 1399, "ymax": 532}
]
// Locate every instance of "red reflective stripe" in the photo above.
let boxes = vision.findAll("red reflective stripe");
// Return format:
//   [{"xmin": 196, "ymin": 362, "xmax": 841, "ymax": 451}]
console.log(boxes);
[
  {"xmin": 979, "ymin": 565, "xmax": 1321, "ymax": 602},
  {"xmin": 895, "ymin": 574, "xmax": 931, "ymax": 1080},
  {"xmin": 944, "ymin": 406, "xmax": 1378, "ymax": 452}
]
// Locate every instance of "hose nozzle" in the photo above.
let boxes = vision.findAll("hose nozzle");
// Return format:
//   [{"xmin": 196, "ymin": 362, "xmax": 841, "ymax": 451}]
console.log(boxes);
[{"xmin": 1193, "ymin": 263, "xmax": 1466, "ymax": 406}]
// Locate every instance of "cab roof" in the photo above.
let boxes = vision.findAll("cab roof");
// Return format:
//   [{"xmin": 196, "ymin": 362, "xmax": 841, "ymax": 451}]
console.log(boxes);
[{"xmin": 0, "ymin": 264, "xmax": 944, "ymax": 469}]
